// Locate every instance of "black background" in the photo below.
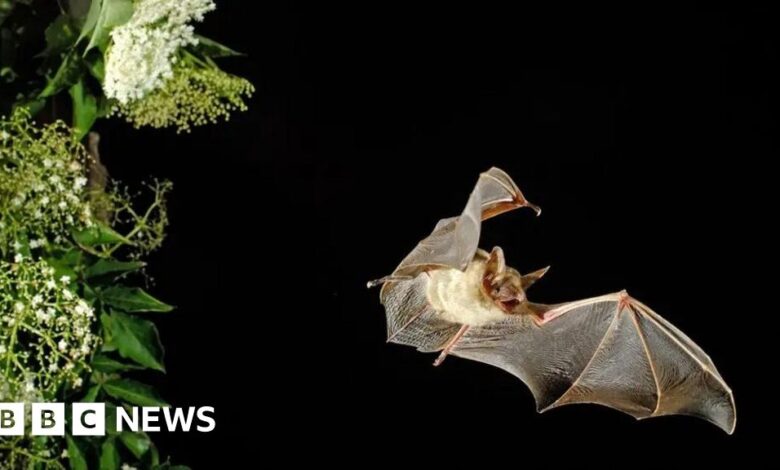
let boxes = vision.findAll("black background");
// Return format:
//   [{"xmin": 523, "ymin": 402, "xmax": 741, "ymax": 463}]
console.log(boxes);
[{"xmin": 101, "ymin": 2, "xmax": 774, "ymax": 467}]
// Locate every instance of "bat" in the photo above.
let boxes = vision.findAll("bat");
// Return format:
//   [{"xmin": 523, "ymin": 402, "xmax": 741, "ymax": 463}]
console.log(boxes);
[{"xmin": 368, "ymin": 167, "xmax": 736, "ymax": 434}]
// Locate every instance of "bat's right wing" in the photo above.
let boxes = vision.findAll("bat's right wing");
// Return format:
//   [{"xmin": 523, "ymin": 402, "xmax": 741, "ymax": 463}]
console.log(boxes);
[
  {"xmin": 448, "ymin": 292, "xmax": 736, "ymax": 434},
  {"xmin": 370, "ymin": 167, "xmax": 539, "ymax": 288}
]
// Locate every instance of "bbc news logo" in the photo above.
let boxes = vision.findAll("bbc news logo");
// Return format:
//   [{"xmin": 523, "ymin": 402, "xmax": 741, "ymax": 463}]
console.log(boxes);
[{"xmin": 0, "ymin": 403, "xmax": 215, "ymax": 436}]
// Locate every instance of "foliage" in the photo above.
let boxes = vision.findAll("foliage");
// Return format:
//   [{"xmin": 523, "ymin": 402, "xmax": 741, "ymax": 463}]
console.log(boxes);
[
  {"xmin": 0, "ymin": 112, "xmax": 174, "ymax": 469},
  {"xmin": 0, "ymin": 0, "xmax": 252, "ymax": 468}
]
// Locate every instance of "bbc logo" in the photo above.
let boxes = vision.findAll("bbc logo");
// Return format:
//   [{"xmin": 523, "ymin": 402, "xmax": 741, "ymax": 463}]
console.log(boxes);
[
  {"xmin": 0, "ymin": 403, "xmax": 215, "ymax": 435},
  {"xmin": 0, "ymin": 403, "xmax": 105, "ymax": 436}
]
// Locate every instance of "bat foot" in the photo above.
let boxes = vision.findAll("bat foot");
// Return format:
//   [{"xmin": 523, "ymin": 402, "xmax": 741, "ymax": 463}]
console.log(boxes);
[
  {"xmin": 432, "ymin": 324, "xmax": 470, "ymax": 367},
  {"xmin": 433, "ymin": 353, "xmax": 447, "ymax": 367}
]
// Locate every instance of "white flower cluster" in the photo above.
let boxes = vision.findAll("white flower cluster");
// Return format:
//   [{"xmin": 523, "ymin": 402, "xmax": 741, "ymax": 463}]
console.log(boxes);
[
  {"xmin": 0, "ymin": 110, "xmax": 94, "ymax": 255},
  {"xmin": 0, "ymin": 259, "xmax": 99, "ymax": 402},
  {"xmin": 104, "ymin": 0, "xmax": 216, "ymax": 104}
]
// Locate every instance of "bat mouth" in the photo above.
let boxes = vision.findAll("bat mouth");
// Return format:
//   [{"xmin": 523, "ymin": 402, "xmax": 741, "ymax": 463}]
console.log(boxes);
[{"xmin": 495, "ymin": 297, "xmax": 523, "ymax": 313}]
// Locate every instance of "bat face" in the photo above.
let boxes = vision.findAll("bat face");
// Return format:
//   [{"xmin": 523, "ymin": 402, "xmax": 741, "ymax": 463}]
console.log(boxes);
[{"xmin": 370, "ymin": 167, "xmax": 736, "ymax": 434}]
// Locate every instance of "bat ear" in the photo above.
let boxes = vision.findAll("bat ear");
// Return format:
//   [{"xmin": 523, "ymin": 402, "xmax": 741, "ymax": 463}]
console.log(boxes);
[{"xmin": 521, "ymin": 266, "xmax": 550, "ymax": 290}]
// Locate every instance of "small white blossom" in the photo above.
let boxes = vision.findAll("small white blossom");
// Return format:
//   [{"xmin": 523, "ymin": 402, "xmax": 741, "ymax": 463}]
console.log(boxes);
[
  {"xmin": 60, "ymin": 275, "xmax": 71, "ymax": 285},
  {"xmin": 13, "ymin": 252, "xmax": 23, "ymax": 263}
]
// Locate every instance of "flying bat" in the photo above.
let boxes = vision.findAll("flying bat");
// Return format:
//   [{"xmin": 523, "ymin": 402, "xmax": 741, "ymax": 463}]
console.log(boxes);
[{"xmin": 368, "ymin": 167, "xmax": 735, "ymax": 434}]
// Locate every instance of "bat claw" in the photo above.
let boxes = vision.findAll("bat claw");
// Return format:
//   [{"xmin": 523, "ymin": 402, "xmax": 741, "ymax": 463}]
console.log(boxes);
[
  {"xmin": 524, "ymin": 201, "xmax": 542, "ymax": 216},
  {"xmin": 367, "ymin": 275, "xmax": 414, "ymax": 288}
]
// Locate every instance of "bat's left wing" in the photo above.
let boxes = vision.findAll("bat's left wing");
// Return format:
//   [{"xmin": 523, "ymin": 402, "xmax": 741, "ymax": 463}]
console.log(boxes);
[
  {"xmin": 448, "ymin": 292, "xmax": 736, "ymax": 434},
  {"xmin": 369, "ymin": 167, "xmax": 539, "ymax": 288}
]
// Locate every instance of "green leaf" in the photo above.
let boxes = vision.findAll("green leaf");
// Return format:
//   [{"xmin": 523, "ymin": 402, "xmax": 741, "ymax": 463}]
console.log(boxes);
[
  {"xmin": 101, "ymin": 286, "xmax": 173, "ymax": 313},
  {"xmin": 100, "ymin": 312, "xmax": 115, "ymax": 350},
  {"xmin": 86, "ymin": 259, "xmax": 145, "ymax": 278},
  {"xmin": 40, "ymin": 50, "xmax": 83, "ymax": 97},
  {"xmin": 105, "ymin": 403, "xmax": 119, "ymax": 436},
  {"xmin": 149, "ymin": 443, "xmax": 160, "ymax": 465},
  {"xmin": 12, "ymin": 97, "xmax": 46, "ymax": 116},
  {"xmin": 103, "ymin": 378, "xmax": 167, "ymax": 406},
  {"xmin": 85, "ymin": 0, "xmax": 133, "ymax": 53},
  {"xmin": 45, "ymin": 249, "xmax": 83, "ymax": 280},
  {"xmin": 73, "ymin": 223, "xmax": 132, "ymax": 246},
  {"xmin": 44, "ymin": 14, "xmax": 78, "ymax": 56},
  {"xmin": 193, "ymin": 35, "xmax": 244, "ymax": 58},
  {"xmin": 69, "ymin": 79, "xmax": 97, "ymax": 140},
  {"xmin": 108, "ymin": 311, "xmax": 165, "ymax": 371},
  {"xmin": 69, "ymin": 0, "xmax": 94, "ymax": 21},
  {"xmin": 83, "ymin": 283, "xmax": 99, "ymax": 302},
  {"xmin": 97, "ymin": 94, "xmax": 112, "ymax": 117},
  {"xmin": 66, "ymin": 434, "xmax": 89, "ymax": 470},
  {"xmin": 87, "ymin": 52, "xmax": 105, "ymax": 81},
  {"xmin": 120, "ymin": 431, "xmax": 151, "ymax": 459},
  {"xmin": 99, "ymin": 437, "xmax": 120, "ymax": 470},
  {"xmin": 83, "ymin": 384, "xmax": 101, "ymax": 402},
  {"xmin": 77, "ymin": 0, "xmax": 102, "ymax": 43},
  {"xmin": 92, "ymin": 353, "xmax": 145, "ymax": 372}
]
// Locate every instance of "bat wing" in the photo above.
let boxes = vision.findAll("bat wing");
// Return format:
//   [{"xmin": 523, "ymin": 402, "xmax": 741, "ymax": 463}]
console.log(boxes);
[
  {"xmin": 371, "ymin": 167, "xmax": 539, "ymax": 288},
  {"xmin": 379, "ymin": 273, "xmax": 464, "ymax": 352},
  {"xmin": 448, "ymin": 292, "xmax": 736, "ymax": 434}
]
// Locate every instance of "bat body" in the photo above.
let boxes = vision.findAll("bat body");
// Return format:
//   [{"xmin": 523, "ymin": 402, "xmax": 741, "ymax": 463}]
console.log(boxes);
[{"xmin": 370, "ymin": 168, "xmax": 736, "ymax": 434}]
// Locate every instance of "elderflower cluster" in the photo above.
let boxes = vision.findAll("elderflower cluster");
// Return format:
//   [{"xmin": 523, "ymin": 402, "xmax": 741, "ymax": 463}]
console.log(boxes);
[
  {"xmin": 104, "ymin": 0, "xmax": 216, "ymax": 104},
  {"xmin": 112, "ymin": 63, "xmax": 254, "ymax": 132},
  {"xmin": 0, "ymin": 109, "xmax": 94, "ymax": 256},
  {"xmin": 0, "ymin": 259, "xmax": 98, "ymax": 403}
]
